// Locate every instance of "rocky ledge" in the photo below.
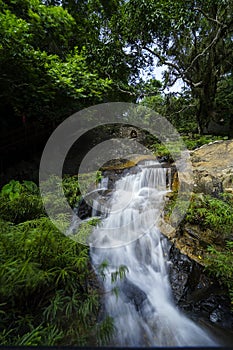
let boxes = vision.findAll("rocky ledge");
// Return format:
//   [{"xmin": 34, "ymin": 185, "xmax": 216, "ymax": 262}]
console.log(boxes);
[
  {"xmin": 161, "ymin": 139, "xmax": 233, "ymax": 263},
  {"xmin": 191, "ymin": 139, "xmax": 233, "ymax": 195},
  {"xmin": 160, "ymin": 139, "xmax": 233, "ymax": 341}
]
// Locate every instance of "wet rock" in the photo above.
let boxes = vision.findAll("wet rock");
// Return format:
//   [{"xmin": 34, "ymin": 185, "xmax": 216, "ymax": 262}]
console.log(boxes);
[
  {"xmin": 168, "ymin": 244, "xmax": 233, "ymax": 331},
  {"xmin": 121, "ymin": 279, "xmax": 147, "ymax": 311},
  {"xmin": 122, "ymin": 165, "xmax": 141, "ymax": 176},
  {"xmin": 102, "ymin": 170, "xmax": 125, "ymax": 189},
  {"xmin": 168, "ymin": 245, "xmax": 192, "ymax": 303},
  {"xmin": 210, "ymin": 309, "xmax": 223, "ymax": 323},
  {"xmin": 76, "ymin": 198, "xmax": 92, "ymax": 219}
]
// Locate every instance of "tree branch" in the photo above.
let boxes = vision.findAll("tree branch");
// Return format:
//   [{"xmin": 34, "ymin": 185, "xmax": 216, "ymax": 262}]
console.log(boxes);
[
  {"xmin": 168, "ymin": 104, "xmax": 196, "ymax": 117},
  {"xmin": 193, "ymin": 7, "xmax": 223, "ymax": 26},
  {"xmin": 142, "ymin": 46, "xmax": 182, "ymax": 74},
  {"xmin": 184, "ymin": 25, "xmax": 224, "ymax": 76},
  {"xmin": 114, "ymin": 83, "xmax": 136, "ymax": 96},
  {"xmin": 143, "ymin": 46, "xmax": 203, "ymax": 88}
]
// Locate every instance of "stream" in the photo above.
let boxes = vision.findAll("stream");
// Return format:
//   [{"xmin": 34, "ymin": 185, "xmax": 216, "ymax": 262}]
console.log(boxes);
[{"xmin": 87, "ymin": 160, "xmax": 218, "ymax": 346}]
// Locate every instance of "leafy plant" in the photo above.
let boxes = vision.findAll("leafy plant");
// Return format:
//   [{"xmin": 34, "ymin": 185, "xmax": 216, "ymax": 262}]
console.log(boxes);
[
  {"xmin": 71, "ymin": 217, "xmax": 101, "ymax": 245},
  {"xmin": 96, "ymin": 316, "xmax": 115, "ymax": 345},
  {"xmin": 111, "ymin": 265, "xmax": 129, "ymax": 283},
  {"xmin": 205, "ymin": 241, "xmax": 233, "ymax": 305},
  {"xmin": 0, "ymin": 180, "xmax": 44, "ymax": 223},
  {"xmin": 186, "ymin": 194, "xmax": 233, "ymax": 239},
  {"xmin": 0, "ymin": 175, "xmax": 112, "ymax": 346},
  {"xmin": 182, "ymin": 135, "xmax": 226, "ymax": 150},
  {"xmin": 62, "ymin": 175, "xmax": 81, "ymax": 208},
  {"xmin": 95, "ymin": 171, "xmax": 103, "ymax": 185}
]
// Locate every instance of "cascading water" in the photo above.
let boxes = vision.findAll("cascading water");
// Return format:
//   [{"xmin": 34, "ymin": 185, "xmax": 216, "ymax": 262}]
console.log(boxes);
[{"xmin": 86, "ymin": 161, "xmax": 217, "ymax": 346}]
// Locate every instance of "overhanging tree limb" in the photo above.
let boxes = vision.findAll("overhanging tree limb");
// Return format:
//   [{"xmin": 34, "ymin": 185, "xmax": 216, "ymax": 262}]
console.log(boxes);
[
  {"xmin": 193, "ymin": 7, "xmax": 223, "ymax": 26},
  {"xmin": 142, "ymin": 45, "xmax": 203, "ymax": 88}
]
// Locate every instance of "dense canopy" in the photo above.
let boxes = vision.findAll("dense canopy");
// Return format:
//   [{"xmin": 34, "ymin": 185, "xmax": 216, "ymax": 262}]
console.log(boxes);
[{"xmin": 0, "ymin": 0, "xmax": 233, "ymax": 134}]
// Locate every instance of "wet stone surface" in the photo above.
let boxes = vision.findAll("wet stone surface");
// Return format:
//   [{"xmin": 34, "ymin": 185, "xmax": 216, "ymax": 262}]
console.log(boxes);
[{"xmin": 168, "ymin": 244, "xmax": 233, "ymax": 331}]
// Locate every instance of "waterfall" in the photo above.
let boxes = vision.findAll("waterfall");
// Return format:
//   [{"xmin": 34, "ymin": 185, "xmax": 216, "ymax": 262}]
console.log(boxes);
[{"xmin": 88, "ymin": 161, "xmax": 217, "ymax": 346}]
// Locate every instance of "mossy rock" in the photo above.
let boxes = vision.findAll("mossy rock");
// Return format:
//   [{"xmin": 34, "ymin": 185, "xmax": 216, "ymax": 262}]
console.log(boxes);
[{"xmin": 100, "ymin": 154, "xmax": 156, "ymax": 171}]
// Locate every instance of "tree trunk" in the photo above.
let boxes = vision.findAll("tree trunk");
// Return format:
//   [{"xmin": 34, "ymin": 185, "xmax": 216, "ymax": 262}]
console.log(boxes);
[
  {"xmin": 195, "ymin": 67, "xmax": 218, "ymax": 135},
  {"xmin": 196, "ymin": 98, "xmax": 215, "ymax": 135}
]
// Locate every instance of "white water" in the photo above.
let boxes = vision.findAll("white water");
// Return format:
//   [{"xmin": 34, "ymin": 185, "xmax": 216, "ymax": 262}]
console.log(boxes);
[{"xmin": 89, "ymin": 161, "xmax": 217, "ymax": 346}]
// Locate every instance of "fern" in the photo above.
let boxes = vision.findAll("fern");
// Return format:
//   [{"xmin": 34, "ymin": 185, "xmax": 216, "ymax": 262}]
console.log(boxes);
[
  {"xmin": 111, "ymin": 265, "xmax": 129, "ymax": 283},
  {"xmin": 185, "ymin": 194, "xmax": 233, "ymax": 238},
  {"xmin": 205, "ymin": 241, "xmax": 233, "ymax": 305},
  {"xmin": 0, "ymin": 178, "xmax": 112, "ymax": 346},
  {"xmin": 96, "ymin": 316, "xmax": 115, "ymax": 345}
]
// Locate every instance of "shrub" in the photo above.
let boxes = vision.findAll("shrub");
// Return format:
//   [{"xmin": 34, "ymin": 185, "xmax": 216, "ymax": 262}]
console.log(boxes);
[
  {"xmin": 186, "ymin": 194, "xmax": 233, "ymax": 239},
  {"xmin": 0, "ymin": 180, "xmax": 44, "ymax": 223},
  {"xmin": 0, "ymin": 177, "xmax": 113, "ymax": 345},
  {"xmin": 205, "ymin": 241, "xmax": 233, "ymax": 305}
]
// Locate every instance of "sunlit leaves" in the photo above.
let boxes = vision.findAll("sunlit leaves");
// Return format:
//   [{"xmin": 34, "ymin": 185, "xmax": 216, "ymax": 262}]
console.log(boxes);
[{"xmin": 0, "ymin": 0, "xmax": 113, "ymax": 124}]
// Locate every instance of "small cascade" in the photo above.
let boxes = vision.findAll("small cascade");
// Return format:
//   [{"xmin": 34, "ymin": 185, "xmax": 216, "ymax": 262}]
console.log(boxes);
[{"xmin": 88, "ymin": 160, "xmax": 218, "ymax": 346}]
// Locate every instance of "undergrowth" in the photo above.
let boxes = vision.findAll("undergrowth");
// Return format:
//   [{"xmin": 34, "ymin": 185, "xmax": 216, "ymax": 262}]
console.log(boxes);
[
  {"xmin": 149, "ymin": 134, "xmax": 227, "ymax": 161},
  {"xmin": 0, "ymin": 178, "xmax": 114, "ymax": 346},
  {"xmin": 186, "ymin": 193, "xmax": 233, "ymax": 239}
]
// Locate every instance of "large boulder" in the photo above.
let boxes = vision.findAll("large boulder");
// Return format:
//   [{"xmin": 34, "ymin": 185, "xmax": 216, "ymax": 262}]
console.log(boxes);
[{"xmin": 190, "ymin": 140, "xmax": 233, "ymax": 195}]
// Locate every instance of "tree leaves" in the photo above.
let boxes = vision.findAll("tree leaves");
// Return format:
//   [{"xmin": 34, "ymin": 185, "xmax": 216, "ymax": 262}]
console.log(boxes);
[
  {"xmin": 121, "ymin": 0, "xmax": 233, "ymax": 133},
  {"xmin": 0, "ymin": 0, "xmax": 114, "ymax": 128}
]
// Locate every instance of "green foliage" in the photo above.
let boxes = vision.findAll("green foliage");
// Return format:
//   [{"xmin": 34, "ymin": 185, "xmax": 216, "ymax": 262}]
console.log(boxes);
[
  {"xmin": 186, "ymin": 193, "xmax": 233, "ymax": 239},
  {"xmin": 148, "ymin": 134, "xmax": 228, "ymax": 162},
  {"xmin": 96, "ymin": 170, "xmax": 103, "ymax": 184},
  {"xmin": 182, "ymin": 135, "xmax": 227, "ymax": 150},
  {"xmin": 1, "ymin": 179, "xmax": 38, "ymax": 199},
  {"xmin": 0, "ymin": 0, "xmax": 113, "ymax": 128},
  {"xmin": 62, "ymin": 173, "xmax": 104, "ymax": 208},
  {"xmin": 122, "ymin": 0, "xmax": 233, "ymax": 134},
  {"xmin": 205, "ymin": 241, "xmax": 233, "ymax": 305},
  {"xmin": 97, "ymin": 259, "xmax": 129, "ymax": 284},
  {"xmin": 141, "ymin": 91, "xmax": 198, "ymax": 134},
  {"xmin": 0, "ymin": 214, "xmax": 103, "ymax": 345},
  {"xmin": 0, "ymin": 180, "xmax": 44, "ymax": 223},
  {"xmin": 165, "ymin": 190, "xmax": 233, "ymax": 305},
  {"xmin": 71, "ymin": 218, "xmax": 101, "ymax": 245},
  {"xmin": 111, "ymin": 265, "xmax": 129, "ymax": 283},
  {"xmin": 62, "ymin": 175, "xmax": 81, "ymax": 208},
  {"xmin": 148, "ymin": 139, "xmax": 185, "ymax": 161},
  {"xmin": 150, "ymin": 142, "xmax": 172, "ymax": 160},
  {"xmin": 96, "ymin": 316, "xmax": 115, "ymax": 345},
  {"xmin": 0, "ymin": 177, "xmax": 113, "ymax": 346}
]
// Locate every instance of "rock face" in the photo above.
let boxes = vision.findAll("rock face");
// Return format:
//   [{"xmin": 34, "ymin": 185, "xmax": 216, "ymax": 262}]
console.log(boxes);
[
  {"xmin": 163, "ymin": 140, "xmax": 233, "ymax": 340},
  {"xmin": 168, "ymin": 244, "xmax": 233, "ymax": 332},
  {"xmin": 161, "ymin": 139, "xmax": 233, "ymax": 263},
  {"xmin": 190, "ymin": 140, "xmax": 233, "ymax": 195}
]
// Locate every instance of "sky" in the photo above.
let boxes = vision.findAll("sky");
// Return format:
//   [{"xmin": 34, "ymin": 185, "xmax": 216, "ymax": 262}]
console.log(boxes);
[{"xmin": 144, "ymin": 64, "xmax": 185, "ymax": 93}]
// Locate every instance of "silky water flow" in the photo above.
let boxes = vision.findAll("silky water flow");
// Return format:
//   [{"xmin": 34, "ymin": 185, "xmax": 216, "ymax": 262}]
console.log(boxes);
[{"xmin": 83, "ymin": 161, "xmax": 217, "ymax": 346}]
